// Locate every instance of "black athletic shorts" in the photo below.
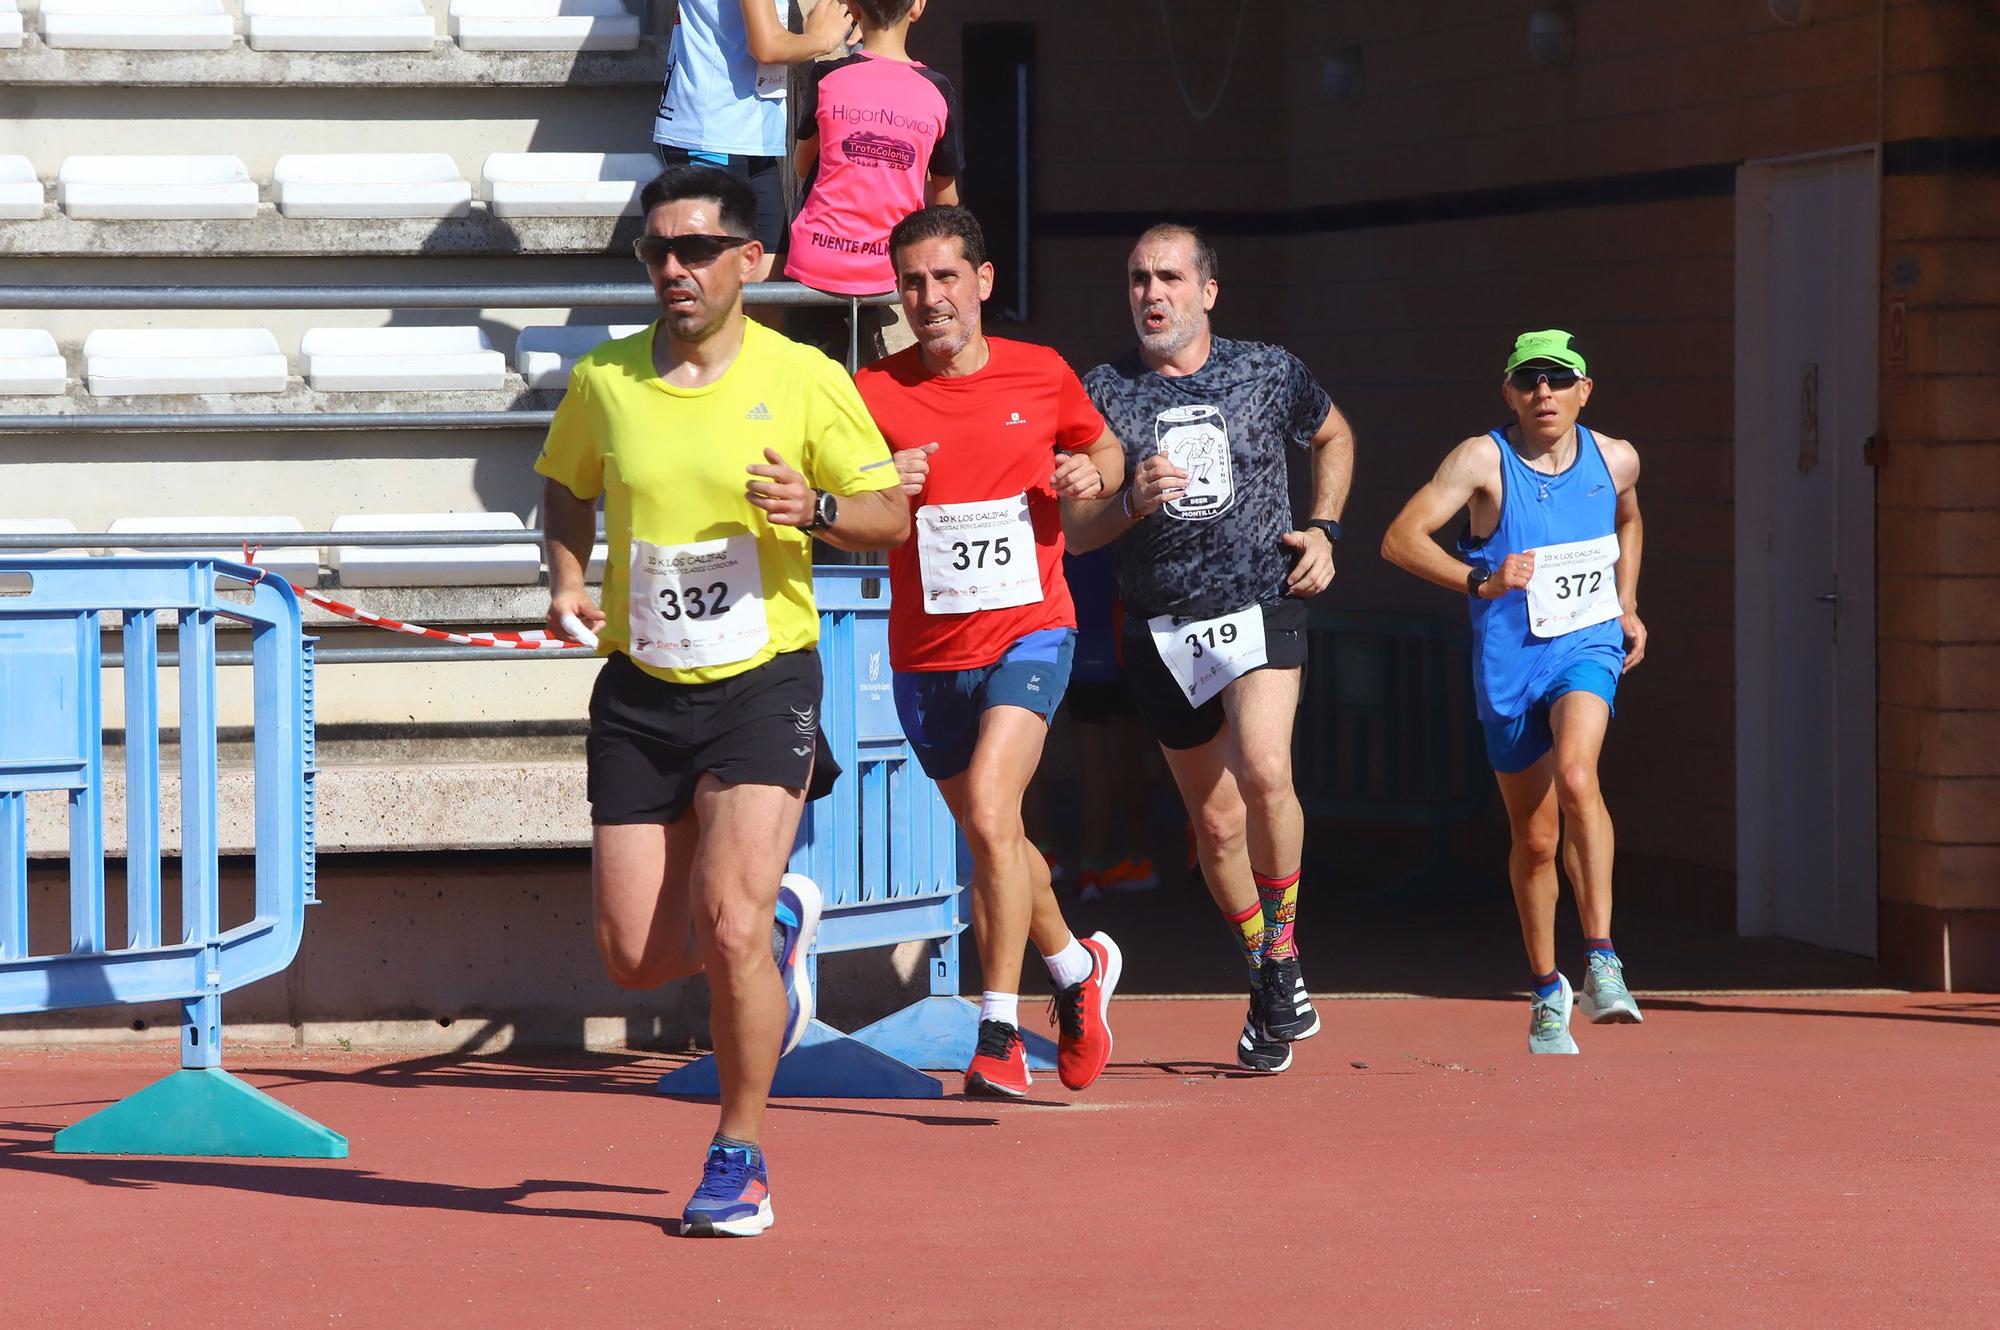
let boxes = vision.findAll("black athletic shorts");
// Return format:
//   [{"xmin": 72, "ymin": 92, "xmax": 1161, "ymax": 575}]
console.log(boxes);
[
  {"xmin": 651, "ymin": 144, "xmax": 788, "ymax": 254},
  {"xmin": 1121, "ymin": 599, "xmax": 1308, "ymax": 751},
  {"xmin": 586, "ymin": 649, "xmax": 839, "ymax": 825}
]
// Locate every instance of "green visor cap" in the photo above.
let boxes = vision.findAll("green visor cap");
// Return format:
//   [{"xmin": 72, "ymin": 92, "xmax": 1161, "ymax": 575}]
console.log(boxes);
[{"xmin": 1505, "ymin": 329, "xmax": 1587, "ymax": 376}]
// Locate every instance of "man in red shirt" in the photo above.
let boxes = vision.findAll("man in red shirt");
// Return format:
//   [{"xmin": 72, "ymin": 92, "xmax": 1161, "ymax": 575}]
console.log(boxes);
[{"xmin": 855, "ymin": 205, "xmax": 1127, "ymax": 1098}]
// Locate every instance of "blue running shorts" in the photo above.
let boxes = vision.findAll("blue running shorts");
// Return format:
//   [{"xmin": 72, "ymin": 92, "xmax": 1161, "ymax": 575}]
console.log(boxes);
[
  {"xmin": 893, "ymin": 629, "xmax": 1076, "ymax": 781},
  {"xmin": 1481, "ymin": 659, "xmax": 1619, "ymax": 775}
]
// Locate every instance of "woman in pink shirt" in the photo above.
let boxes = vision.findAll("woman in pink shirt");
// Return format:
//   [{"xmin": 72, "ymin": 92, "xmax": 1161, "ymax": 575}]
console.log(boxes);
[{"xmin": 786, "ymin": 0, "xmax": 963, "ymax": 298}]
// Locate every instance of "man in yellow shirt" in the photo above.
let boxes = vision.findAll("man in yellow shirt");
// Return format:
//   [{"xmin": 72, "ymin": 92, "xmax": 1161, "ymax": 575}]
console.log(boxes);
[{"xmin": 536, "ymin": 164, "xmax": 907, "ymax": 1238}]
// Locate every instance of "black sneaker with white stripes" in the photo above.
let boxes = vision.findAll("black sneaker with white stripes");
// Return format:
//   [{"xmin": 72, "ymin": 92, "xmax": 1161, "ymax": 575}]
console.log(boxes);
[
  {"xmin": 1236, "ymin": 998, "xmax": 1292, "ymax": 1073},
  {"xmin": 1257, "ymin": 955, "xmax": 1321, "ymax": 1042}
]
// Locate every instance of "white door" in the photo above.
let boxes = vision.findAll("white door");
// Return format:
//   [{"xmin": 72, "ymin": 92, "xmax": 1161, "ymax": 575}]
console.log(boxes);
[{"xmin": 1734, "ymin": 151, "xmax": 1878, "ymax": 956}]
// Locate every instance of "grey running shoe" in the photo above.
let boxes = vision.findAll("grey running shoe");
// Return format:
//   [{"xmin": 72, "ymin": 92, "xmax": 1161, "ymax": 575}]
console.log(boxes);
[
  {"xmin": 1236, "ymin": 999, "xmax": 1293, "ymax": 1073},
  {"xmin": 1528, "ymin": 973, "xmax": 1580, "ymax": 1055},
  {"xmin": 1257, "ymin": 956, "xmax": 1321, "ymax": 1042},
  {"xmin": 1579, "ymin": 952, "xmax": 1643, "ymax": 1024}
]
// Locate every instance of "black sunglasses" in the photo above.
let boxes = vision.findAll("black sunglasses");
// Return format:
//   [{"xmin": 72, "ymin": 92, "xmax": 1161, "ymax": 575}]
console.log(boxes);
[
  {"xmin": 1508, "ymin": 365, "xmax": 1582, "ymax": 392},
  {"xmin": 633, "ymin": 233, "xmax": 752, "ymax": 267}
]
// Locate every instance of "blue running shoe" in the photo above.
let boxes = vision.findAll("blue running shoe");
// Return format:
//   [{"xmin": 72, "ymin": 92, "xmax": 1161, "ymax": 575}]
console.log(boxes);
[
  {"xmin": 1580, "ymin": 952, "xmax": 1643, "ymax": 1024},
  {"xmin": 680, "ymin": 1143, "xmax": 772, "ymax": 1238},
  {"xmin": 775, "ymin": 873, "xmax": 822, "ymax": 1057},
  {"xmin": 1528, "ymin": 973, "xmax": 1580, "ymax": 1055}
]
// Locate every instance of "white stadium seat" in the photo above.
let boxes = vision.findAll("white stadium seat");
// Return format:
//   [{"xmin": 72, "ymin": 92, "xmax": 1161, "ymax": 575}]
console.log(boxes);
[
  {"xmin": 0, "ymin": 156, "xmax": 44, "ymax": 220},
  {"xmin": 272, "ymin": 153, "xmax": 472, "ymax": 220},
  {"xmin": 447, "ymin": 0, "xmax": 639, "ymax": 52},
  {"xmin": 108, "ymin": 516, "xmax": 321, "ymax": 582},
  {"xmin": 0, "ymin": 330, "xmax": 68, "ymax": 396},
  {"xmin": 244, "ymin": 0, "xmax": 436, "ymax": 52},
  {"xmin": 514, "ymin": 323, "xmax": 646, "ymax": 390},
  {"xmin": 480, "ymin": 152, "xmax": 659, "ymax": 218},
  {"xmin": 83, "ymin": 328, "xmax": 288, "ymax": 396},
  {"xmin": 330, "ymin": 512, "xmax": 541, "ymax": 587},
  {"xmin": 300, "ymin": 326, "xmax": 505, "ymax": 392},
  {"xmin": 58, "ymin": 155, "xmax": 258, "ymax": 221},
  {"xmin": 40, "ymin": 0, "xmax": 235, "ymax": 51},
  {"xmin": 1, "ymin": 0, "xmax": 23, "ymax": 49}
]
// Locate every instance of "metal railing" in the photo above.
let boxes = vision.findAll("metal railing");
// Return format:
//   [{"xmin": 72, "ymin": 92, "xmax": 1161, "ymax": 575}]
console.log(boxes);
[
  {"xmin": 1, "ymin": 531, "xmax": 884, "ymax": 663},
  {"xmin": 0, "ymin": 279, "xmax": 900, "ymax": 433}
]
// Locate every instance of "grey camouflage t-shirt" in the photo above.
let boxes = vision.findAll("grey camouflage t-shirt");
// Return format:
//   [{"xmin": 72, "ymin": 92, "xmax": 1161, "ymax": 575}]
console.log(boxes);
[{"xmin": 1083, "ymin": 337, "xmax": 1333, "ymax": 620}]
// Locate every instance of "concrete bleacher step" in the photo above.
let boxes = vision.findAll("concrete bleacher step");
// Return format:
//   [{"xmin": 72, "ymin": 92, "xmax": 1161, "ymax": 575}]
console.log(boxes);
[
  {"xmin": 0, "ymin": 330, "xmax": 67, "ymax": 395},
  {"xmin": 243, "ymin": 0, "xmax": 436, "ymax": 52},
  {"xmin": 514, "ymin": 323, "xmax": 646, "ymax": 389},
  {"xmin": 480, "ymin": 152, "xmax": 657, "ymax": 218},
  {"xmin": 0, "ymin": 205, "xmax": 644, "ymax": 257},
  {"xmin": 447, "ymin": 0, "xmax": 637, "ymax": 52},
  {"xmin": 39, "ymin": 0, "xmax": 235, "ymax": 50},
  {"xmin": 83, "ymin": 327, "xmax": 287, "ymax": 395},
  {"xmin": 22, "ymin": 758, "xmax": 592, "ymax": 856},
  {"xmin": 106, "ymin": 515, "xmax": 321, "ymax": 581},
  {"xmin": 0, "ymin": 156, "xmax": 43, "ymax": 219},
  {"xmin": 300, "ymin": 326, "xmax": 506, "ymax": 391},
  {"xmin": 58, "ymin": 155, "xmax": 258, "ymax": 220},
  {"xmin": 0, "ymin": 31, "xmax": 662, "ymax": 83},
  {"xmin": 272, "ymin": 153, "xmax": 472, "ymax": 219},
  {"xmin": 330, "ymin": 512, "xmax": 541, "ymax": 587}
]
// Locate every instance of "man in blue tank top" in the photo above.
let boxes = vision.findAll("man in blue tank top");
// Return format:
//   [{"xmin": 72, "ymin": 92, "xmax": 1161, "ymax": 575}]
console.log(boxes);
[{"xmin": 1380, "ymin": 330, "xmax": 1647, "ymax": 1055}]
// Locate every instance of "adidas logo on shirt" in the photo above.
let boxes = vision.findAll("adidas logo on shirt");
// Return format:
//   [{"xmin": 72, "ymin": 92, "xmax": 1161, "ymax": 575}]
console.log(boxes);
[{"xmin": 745, "ymin": 402, "xmax": 773, "ymax": 421}]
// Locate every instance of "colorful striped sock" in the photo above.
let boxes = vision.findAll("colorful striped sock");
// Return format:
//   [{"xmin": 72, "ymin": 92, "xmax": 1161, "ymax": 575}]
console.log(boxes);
[
  {"xmin": 1531, "ymin": 969, "xmax": 1562, "ymax": 1000},
  {"xmin": 1254, "ymin": 867, "xmax": 1301, "ymax": 962},
  {"xmin": 1584, "ymin": 937, "xmax": 1617, "ymax": 962},
  {"xmin": 1226, "ymin": 900, "xmax": 1264, "ymax": 972}
]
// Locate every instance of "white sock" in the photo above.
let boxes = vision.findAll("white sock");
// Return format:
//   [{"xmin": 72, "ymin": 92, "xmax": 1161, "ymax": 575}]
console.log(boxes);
[
  {"xmin": 979, "ymin": 991, "xmax": 1019, "ymax": 1028},
  {"xmin": 1043, "ymin": 936, "xmax": 1093, "ymax": 989}
]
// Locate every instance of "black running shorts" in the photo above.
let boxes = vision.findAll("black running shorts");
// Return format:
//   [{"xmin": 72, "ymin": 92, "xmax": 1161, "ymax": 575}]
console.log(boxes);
[
  {"xmin": 586, "ymin": 649, "xmax": 840, "ymax": 825},
  {"xmin": 1120, "ymin": 599, "xmax": 1308, "ymax": 751}
]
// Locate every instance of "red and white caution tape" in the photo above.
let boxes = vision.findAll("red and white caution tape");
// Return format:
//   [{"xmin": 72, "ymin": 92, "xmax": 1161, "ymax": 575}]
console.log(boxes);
[{"xmin": 241, "ymin": 549, "xmax": 596, "ymax": 651}]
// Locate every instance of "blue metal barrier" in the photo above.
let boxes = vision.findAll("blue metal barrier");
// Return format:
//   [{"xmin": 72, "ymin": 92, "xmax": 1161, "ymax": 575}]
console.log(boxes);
[
  {"xmin": 658, "ymin": 566, "xmax": 1052, "ymax": 1101},
  {"xmin": 0, "ymin": 556, "xmax": 345, "ymax": 1156}
]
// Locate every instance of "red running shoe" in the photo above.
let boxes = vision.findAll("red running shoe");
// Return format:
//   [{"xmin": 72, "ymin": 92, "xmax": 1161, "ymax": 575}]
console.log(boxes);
[
  {"xmin": 964, "ymin": 1019, "xmax": 1032, "ymax": 1098},
  {"xmin": 1050, "ymin": 931, "xmax": 1122, "ymax": 1091}
]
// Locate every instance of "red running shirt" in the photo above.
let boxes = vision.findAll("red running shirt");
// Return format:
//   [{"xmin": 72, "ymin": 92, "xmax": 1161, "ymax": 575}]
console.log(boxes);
[{"xmin": 855, "ymin": 338, "xmax": 1107, "ymax": 671}]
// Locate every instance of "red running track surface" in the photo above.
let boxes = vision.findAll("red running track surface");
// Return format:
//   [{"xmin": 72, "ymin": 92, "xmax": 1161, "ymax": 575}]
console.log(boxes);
[{"xmin": 1, "ymin": 994, "xmax": 1994, "ymax": 1328}]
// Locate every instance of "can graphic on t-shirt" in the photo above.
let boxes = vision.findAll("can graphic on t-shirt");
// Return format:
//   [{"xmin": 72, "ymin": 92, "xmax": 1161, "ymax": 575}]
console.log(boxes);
[{"xmin": 1155, "ymin": 403, "xmax": 1233, "ymax": 519}]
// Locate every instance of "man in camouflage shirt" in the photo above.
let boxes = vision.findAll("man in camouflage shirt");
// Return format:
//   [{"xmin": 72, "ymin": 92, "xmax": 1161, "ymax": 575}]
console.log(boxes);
[{"xmin": 1068, "ymin": 223, "xmax": 1355, "ymax": 1074}]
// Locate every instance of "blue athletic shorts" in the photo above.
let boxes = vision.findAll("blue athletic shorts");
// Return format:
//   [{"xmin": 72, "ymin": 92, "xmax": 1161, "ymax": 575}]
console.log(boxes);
[
  {"xmin": 1481, "ymin": 659, "xmax": 1619, "ymax": 774},
  {"xmin": 892, "ymin": 628, "xmax": 1076, "ymax": 781}
]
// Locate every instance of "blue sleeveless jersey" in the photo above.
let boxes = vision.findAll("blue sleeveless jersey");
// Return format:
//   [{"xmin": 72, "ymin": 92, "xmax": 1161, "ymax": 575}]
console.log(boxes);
[{"xmin": 1459, "ymin": 424, "xmax": 1626, "ymax": 722}]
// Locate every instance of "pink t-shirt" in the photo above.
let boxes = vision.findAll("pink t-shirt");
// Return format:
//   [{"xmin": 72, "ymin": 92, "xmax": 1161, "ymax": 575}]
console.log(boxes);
[{"xmin": 785, "ymin": 51, "xmax": 964, "ymax": 297}]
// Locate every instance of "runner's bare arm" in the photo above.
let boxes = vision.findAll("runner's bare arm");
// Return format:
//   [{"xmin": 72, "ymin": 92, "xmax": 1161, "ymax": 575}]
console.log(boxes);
[
  {"xmin": 1051, "ymin": 427, "xmax": 1125, "ymax": 501},
  {"xmin": 793, "ymin": 134, "xmax": 818, "ymax": 180},
  {"xmin": 1380, "ymin": 436, "xmax": 1529, "ymax": 599},
  {"xmin": 542, "ymin": 477, "xmax": 603, "ymax": 637},
  {"xmin": 746, "ymin": 447, "xmax": 909, "ymax": 551},
  {"xmin": 740, "ymin": 0, "xmax": 854, "ymax": 65},
  {"xmin": 1601, "ymin": 435, "xmax": 1646, "ymax": 670},
  {"xmin": 1307, "ymin": 401, "xmax": 1355, "ymax": 523},
  {"xmin": 1281, "ymin": 403, "xmax": 1357, "ymax": 596},
  {"xmin": 926, "ymin": 176, "xmax": 959, "ymax": 207},
  {"xmin": 1062, "ymin": 447, "xmax": 1185, "ymax": 554}
]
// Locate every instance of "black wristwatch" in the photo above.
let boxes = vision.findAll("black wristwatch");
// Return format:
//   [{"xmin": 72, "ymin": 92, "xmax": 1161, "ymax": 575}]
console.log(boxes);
[
  {"xmin": 807, "ymin": 488, "xmax": 839, "ymax": 532},
  {"xmin": 1307, "ymin": 518, "xmax": 1342, "ymax": 545},
  {"xmin": 1466, "ymin": 566, "xmax": 1492, "ymax": 598}
]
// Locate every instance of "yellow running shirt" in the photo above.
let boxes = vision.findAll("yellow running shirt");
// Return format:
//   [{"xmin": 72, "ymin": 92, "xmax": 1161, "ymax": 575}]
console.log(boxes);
[{"xmin": 535, "ymin": 318, "xmax": 898, "ymax": 685}]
